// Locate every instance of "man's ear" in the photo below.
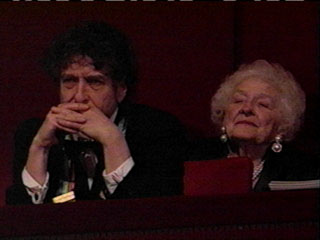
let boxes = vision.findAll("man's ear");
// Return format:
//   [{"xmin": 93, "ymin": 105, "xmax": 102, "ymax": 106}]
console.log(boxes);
[{"xmin": 116, "ymin": 82, "xmax": 127, "ymax": 103}]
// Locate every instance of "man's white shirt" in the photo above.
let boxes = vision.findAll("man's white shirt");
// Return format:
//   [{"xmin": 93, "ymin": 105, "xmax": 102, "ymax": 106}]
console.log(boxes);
[{"xmin": 22, "ymin": 108, "xmax": 134, "ymax": 204}]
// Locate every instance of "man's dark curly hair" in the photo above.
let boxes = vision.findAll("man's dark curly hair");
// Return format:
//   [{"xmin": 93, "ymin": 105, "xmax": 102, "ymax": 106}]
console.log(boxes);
[{"xmin": 41, "ymin": 21, "xmax": 137, "ymax": 88}]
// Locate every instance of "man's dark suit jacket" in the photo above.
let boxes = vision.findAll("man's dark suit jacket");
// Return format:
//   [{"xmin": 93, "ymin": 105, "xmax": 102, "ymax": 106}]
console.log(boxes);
[
  {"xmin": 189, "ymin": 138, "xmax": 319, "ymax": 192},
  {"xmin": 6, "ymin": 103, "xmax": 187, "ymax": 204}
]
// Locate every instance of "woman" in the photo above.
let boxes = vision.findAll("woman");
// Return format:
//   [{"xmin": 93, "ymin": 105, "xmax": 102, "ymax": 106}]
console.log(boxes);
[{"xmin": 191, "ymin": 59, "xmax": 319, "ymax": 191}]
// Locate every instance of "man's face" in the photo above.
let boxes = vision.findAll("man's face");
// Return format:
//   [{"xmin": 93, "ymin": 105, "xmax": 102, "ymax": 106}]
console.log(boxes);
[{"xmin": 59, "ymin": 56, "xmax": 127, "ymax": 117}]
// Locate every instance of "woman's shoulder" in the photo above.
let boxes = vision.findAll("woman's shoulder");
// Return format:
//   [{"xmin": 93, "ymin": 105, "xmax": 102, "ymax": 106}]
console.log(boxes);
[{"xmin": 266, "ymin": 143, "xmax": 320, "ymax": 180}]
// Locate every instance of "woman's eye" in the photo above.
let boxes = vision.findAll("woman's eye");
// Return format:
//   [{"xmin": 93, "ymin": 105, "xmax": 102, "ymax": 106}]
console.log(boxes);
[
  {"xmin": 258, "ymin": 102, "xmax": 270, "ymax": 108},
  {"xmin": 233, "ymin": 98, "xmax": 244, "ymax": 104}
]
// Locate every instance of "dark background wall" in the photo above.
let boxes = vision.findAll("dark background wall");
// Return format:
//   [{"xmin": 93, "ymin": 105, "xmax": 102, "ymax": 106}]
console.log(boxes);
[{"xmin": 0, "ymin": 2, "xmax": 318, "ymax": 206}]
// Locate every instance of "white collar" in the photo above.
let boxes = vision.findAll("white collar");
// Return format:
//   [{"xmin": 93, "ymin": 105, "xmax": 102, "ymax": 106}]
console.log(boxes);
[{"xmin": 110, "ymin": 107, "xmax": 118, "ymax": 123}]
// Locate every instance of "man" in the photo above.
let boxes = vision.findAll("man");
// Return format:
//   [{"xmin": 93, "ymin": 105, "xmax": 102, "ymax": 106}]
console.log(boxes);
[{"xmin": 6, "ymin": 21, "xmax": 186, "ymax": 204}]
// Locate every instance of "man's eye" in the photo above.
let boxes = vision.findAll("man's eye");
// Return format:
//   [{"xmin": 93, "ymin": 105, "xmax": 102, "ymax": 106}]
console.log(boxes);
[
  {"xmin": 61, "ymin": 78, "xmax": 77, "ymax": 89},
  {"xmin": 88, "ymin": 79, "xmax": 103, "ymax": 84},
  {"xmin": 87, "ymin": 78, "xmax": 105, "ymax": 89}
]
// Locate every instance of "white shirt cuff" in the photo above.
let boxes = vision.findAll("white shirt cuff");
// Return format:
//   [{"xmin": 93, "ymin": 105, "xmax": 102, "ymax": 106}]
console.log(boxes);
[
  {"xmin": 102, "ymin": 157, "xmax": 134, "ymax": 194},
  {"xmin": 22, "ymin": 167, "xmax": 49, "ymax": 204}
]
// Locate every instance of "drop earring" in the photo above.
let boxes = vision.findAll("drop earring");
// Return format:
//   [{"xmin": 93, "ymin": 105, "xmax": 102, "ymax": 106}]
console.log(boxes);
[
  {"xmin": 271, "ymin": 135, "xmax": 282, "ymax": 153},
  {"xmin": 220, "ymin": 126, "xmax": 228, "ymax": 143}
]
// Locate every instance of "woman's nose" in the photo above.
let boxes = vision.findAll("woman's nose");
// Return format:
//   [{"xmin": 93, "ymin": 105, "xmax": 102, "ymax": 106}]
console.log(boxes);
[{"xmin": 240, "ymin": 102, "xmax": 254, "ymax": 116}]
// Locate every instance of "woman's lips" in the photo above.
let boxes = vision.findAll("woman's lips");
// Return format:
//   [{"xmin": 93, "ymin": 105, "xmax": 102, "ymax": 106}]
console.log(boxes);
[{"xmin": 235, "ymin": 120, "xmax": 258, "ymax": 127}]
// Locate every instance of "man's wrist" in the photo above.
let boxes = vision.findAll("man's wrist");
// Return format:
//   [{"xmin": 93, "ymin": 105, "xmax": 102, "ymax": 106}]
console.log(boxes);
[
  {"xmin": 103, "ymin": 138, "xmax": 131, "ymax": 174},
  {"xmin": 31, "ymin": 135, "xmax": 54, "ymax": 149}
]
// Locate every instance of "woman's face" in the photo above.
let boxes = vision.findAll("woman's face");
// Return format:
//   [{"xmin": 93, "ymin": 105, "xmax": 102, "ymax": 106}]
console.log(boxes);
[{"xmin": 223, "ymin": 78, "xmax": 280, "ymax": 144}]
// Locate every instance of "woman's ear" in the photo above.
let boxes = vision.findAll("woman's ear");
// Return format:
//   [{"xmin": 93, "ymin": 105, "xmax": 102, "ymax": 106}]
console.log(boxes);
[{"xmin": 275, "ymin": 123, "xmax": 289, "ymax": 141}]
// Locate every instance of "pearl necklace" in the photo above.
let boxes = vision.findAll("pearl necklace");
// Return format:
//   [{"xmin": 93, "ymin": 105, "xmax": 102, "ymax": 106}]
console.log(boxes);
[{"xmin": 252, "ymin": 160, "xmax": 265, "ymax": 181}]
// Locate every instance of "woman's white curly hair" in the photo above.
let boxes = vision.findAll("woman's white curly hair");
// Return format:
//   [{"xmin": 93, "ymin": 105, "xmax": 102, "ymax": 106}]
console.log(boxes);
[{"xmin": 211, "ymin": 59, "xmax": 306, "ymax": 141}]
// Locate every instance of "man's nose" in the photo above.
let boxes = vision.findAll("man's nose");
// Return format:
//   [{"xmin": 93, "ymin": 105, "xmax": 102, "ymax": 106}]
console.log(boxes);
[{"xmin": 74, "ymin": 80, "xmax": 89, "ymax": 103}]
